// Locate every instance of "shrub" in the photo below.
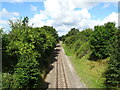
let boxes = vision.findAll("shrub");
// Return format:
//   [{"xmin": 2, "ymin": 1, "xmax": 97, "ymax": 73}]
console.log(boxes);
[
  {"xmin": 90, "ymin": 22, "xmax": 117, "ymax": 60},
  {"xmin": 2, "ymin": 17, "xmax": 58, "ymax": 89},
  {"xmin": 75, "ymin": 42, "xmax": 90, "ymax": 58},
  {"xmin": 13, "ymin": 56, "xmax": 42, "ymax": 88},
  {"xmin": 104, "ymin": 27, "xmax": 120, "ymax": 88},
  {"xmin": 2, "ymin": 73, "xmax": 14, "ymax": 89}
]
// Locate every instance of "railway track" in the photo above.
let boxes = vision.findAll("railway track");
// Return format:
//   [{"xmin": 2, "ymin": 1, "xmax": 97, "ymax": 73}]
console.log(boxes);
[
  {"xmin": 44, "ymin": 44, "xmax": 69, "ymax": 88},
  {"xmin": 56, "ymin": 46, "xmax": 68, "ymax": 88},
  {"xmin": 45, "ymin": 43, "xmax": 86, "ymax": 89}
]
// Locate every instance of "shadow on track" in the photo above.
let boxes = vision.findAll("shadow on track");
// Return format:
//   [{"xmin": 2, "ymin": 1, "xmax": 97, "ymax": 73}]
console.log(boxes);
[{"xmin": 41, "ymin": 44, "xmax": 61, "ymax": 89}]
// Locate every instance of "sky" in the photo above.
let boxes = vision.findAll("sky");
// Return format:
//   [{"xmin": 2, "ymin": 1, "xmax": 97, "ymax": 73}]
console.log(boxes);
[{"xmin": 0, "ymin": 0, "xmax": 119, "ymax": 36}]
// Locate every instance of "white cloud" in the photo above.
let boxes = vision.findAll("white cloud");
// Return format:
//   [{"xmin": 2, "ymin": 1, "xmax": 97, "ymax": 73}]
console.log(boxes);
[
  {"xmin": 1, "ymin": 0, "xmax": 117, "ymax": 36},
  {"xmin": 74, "ymin": 2, "xmax": 98, "ymax": 9},
  {"xmin": 0, "ymin": 8, "xmax": 10, "ymax": 18},
  {"xmin": 99, "ymin": 12, "xmax": 118, "ymax": 26},
  {"xmin": 46, "ymin": 20, "xmax": 54, "ymax": 26},
  {"xmin": 2, "ymin": 0, "xmax": 120, "ymax": 2},
  {"xmin": 13, "ymin": 12, "xmax": 19, "ymax": 16},
  {"xmin": 103, "ymin": 2, "xmax": 118, "ymax": 8},
  {"xmin": 11, "ymin": 17, "xmax": 18, "ymax": 21},
  {"xmin": 0, "ymin": 8, "xmax": 19, "ymax": 18},
  {"xmin": 29, "ymin": 0, "xmax": 97, "ymax": 36},
  {"xmin": 15, "ymin": 0, "xmax": 23, "ymax": 1},
  {"xmin": 2, "ymin": 0, "xmax": 44, "ymax": 2},
  {"xmin": 29, "ymin": 10, "xmax": 48, "ymax": 27},
  {"xmin": 29, "ymin": 0, "xmax": 118, "ymax": 36},
  {"xmin": 29, "ymin": 18, "xmax": 46, "ymax": 27},
  {"xmin": 0, "ymin": 20, "xmax": 10, "ymax": 33},
  {"xmin": 56, "ymin": 25, "xmax": 73, "ymax": 36},
  {"xmin": 9, "ymin": 0, "xmax": 23, "ymax": 2},
  {"xmin": 0, "ymin": 8, "xmax": 19, "ymax": 31},
  {"xmin": 30, "ymin": 5, "xmax": 37, "ymax": 11},
  {"xmin": 103, "ymin": 3, "xmax": 110, "ymax": 8},
  {"xmin": 0, "ymin": 20, "xmax": 8, "ymax": 28}
]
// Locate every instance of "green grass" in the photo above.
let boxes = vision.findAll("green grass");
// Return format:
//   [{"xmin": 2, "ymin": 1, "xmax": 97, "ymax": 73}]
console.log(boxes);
[
  {"xmin": 0, "ymin": 72, "xmax": 2, "ymax": 89},
  {"xmin": 62, "ymin": 44, "xmax": 109, "ymax": 88}
]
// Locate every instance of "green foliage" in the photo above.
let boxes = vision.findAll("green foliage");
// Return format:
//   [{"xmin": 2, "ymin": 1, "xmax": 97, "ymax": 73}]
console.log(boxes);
[
  {"xmin": 90, "ymin": 22, "xmax": 117, "ymax": 60},
  {"xmin": 2, "ymin": 33, "xmax": 16, "ymax": 73},
  {"xmin": 104, "ymin": 27, "xmax": 120, "ymax": 88},
  {"xmin": 2, "ymin": 17, "xmax": 58, "ymax": 89},
  {"xmin": 63, "ymin": 44, "xmax": 107, "ymax": 88},
  {"xmin": 66, "ymin": 28, "xmax": 79, "ymax": 37},
  {"xmin": 75, "ymin": 42, "xmax": 90, "ymax": 58},
  {"xmin": 62, "ymin": 22, "xmax": 119, "ymax": 88},
  {"xmin": 78, "ymin": 29, "xmax": 93, "ymax": 42},
  {"xmin": 41, "ymin": 26, "xmax": 59, "ymax": 43},
  {"xmin": 2, "ymin": 73, "xmax": 14, "ymax": 89},
  {"xmin": 65, "ymin": 35, "xmax": 78, "ymax": 47},
  {"xmin": 73, "ymin": 39, "xmax": 83, "ymax": 52},
  {"xmin": 63, "ymin": 28, "xmax": 92, "ymax": 58},
  {"xmin": 0, "ymin": 28, "xmax": 2, "ymax": 48},
  {"xmin": 13, "ymin": 56, "xmax": 41, "ymax": 88}
]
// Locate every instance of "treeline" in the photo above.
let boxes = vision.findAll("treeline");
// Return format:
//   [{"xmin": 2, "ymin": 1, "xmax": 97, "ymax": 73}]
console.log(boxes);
[
  {"xmin": 61, "ymin": 22, "xmax": 120, "ymax": 88},
  {"xmin": 2, "ymin": 17, "xmax": 58, "ymax": 89}
]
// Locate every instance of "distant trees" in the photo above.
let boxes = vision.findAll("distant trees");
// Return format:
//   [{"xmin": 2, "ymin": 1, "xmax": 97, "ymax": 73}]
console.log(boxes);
[
  {"xmin": 63, "ymin": 28, "xmax": 93, "ymax": 58},
  {"xmin": 66, "ymin": 28, "xmax": 79, "ymax": 37},
  {"xmin": 2, "ymin": 17, "xmax": 58, "ymax": 89},
  {"xmin": 62, "ymin": 22, "xmax": 120, "ymax": 88}
]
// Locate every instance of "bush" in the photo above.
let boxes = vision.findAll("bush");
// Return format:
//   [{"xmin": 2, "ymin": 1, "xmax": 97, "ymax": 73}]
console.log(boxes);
[
  {"xmin": 2, "ymin": 73, "xmax": 14, "ymax": 89},
  {"xmin": 63, "ymin": 28, "xmax": 92, "ymax": 58},
  {"xmin": 2, "ymin": 17, "xmax": 58, "ymax": 89},
  {"xmin": 104, "ymin": 27, "xmax": 120, "ymax": 88},
  {"xmin": 73, "ymin": 39, "xmax": 83, "ymax": 52},
  {"xmin": 13, "ymin": 56, "xmax": 42, "ymax": 88},
  {"xmin": 90, "ymin": 22, "xmax": 117, "ymax": 60},
  {"xmin": 65, "ymin": 35, "xmax": 78, "ymax": 47},
  {"xmin": 75, "ymin": 42, "xmax": 90, "ymax": 58}
]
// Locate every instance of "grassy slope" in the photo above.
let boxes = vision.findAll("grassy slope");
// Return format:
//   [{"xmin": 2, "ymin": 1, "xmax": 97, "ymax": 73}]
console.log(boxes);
[
  {"xmin": 62, "ymin": 44, "xmax": 109, "ymax": 88},
  {"xmin": 0, "ymin": 73, "xmax": 1, "ymax": 89}
]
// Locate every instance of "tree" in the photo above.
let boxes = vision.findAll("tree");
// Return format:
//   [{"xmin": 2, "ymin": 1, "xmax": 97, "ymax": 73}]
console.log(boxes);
[
  {"xmin": 2, "ymin": 17, "xmax": 58, "ymax": 89},
  {"xmin": 90, "ymin": 22, "xmax": 117, "ymax": 60},
  {"xmin": 104, "ymin": 27, "xmax": 120, "ymax": 88},
  {"xmin": 41, "ymin": 26, "xmax": 59, "ymax": 43},
  {"xmin": 63, "ymin": 28, "xmax": 92, "ymax": 58},
  {"xmin": 66, "ymin": 28, "xmax": 79, "ymax": 37}
]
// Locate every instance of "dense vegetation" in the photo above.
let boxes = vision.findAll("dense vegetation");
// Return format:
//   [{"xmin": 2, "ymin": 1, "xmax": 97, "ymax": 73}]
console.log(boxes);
[
  {"xmin": 2, "ymin": 17, "xmax": 58, "ymax": 89},
  {"xmin": 61, "ymin": 22, "xmax": 120, "ymax": 88},
  {"xmin": 104, "ymin": 26, "xmax": 120, "ymax": 88},
  {"xmin": 1, "ymin": 16, "xmax": 120, "ymax": 89},
  {"xmin": 61, "ymin": 28, "xmax": 93, "ymax": 59}
]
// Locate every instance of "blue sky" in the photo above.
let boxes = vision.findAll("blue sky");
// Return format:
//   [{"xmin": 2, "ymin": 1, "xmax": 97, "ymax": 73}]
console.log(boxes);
[
  {"xmin": 0, "ymin": 0, "xmax": 118, "ymax": 36},
  {"xmin": 2, "ymin": 2, "xmax": 44, "ymax": 19},
  {"xmin": 89, "ymin": 2, "xmax": 118, "ymax": 20}
]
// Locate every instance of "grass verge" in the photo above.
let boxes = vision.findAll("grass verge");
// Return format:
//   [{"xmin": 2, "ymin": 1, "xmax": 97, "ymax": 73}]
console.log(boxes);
[
  {"xmin": 62, "ymin": 44, "xmax": 109, "ymax": 88},
  {"xmin": 0, "ymin": 72, "xmax": 2, "ymax": 89}
]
